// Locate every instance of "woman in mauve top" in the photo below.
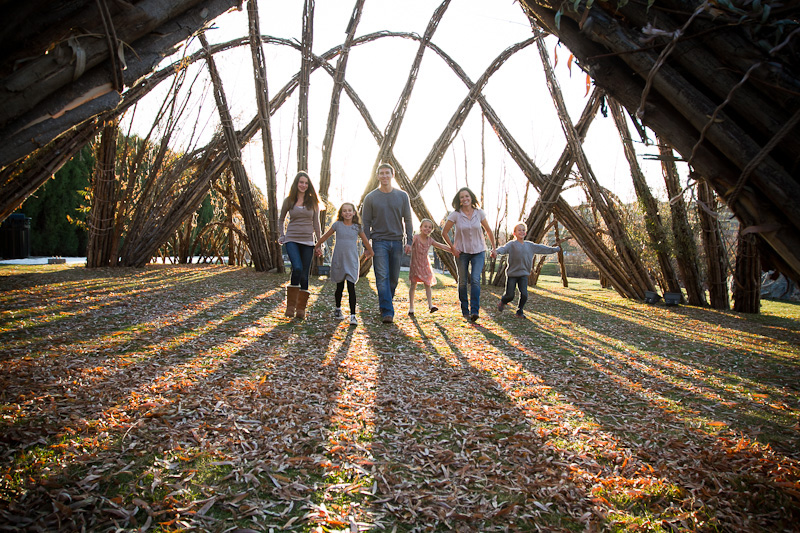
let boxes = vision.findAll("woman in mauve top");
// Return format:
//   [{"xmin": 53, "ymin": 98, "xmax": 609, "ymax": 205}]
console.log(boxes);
[
  {"xmin": 278, "ymin": 171, "xmax": 322, "ymax": 319},
  {"xmin": 441, "ymin": 187, "xmax": 496, "ymax": 322}
]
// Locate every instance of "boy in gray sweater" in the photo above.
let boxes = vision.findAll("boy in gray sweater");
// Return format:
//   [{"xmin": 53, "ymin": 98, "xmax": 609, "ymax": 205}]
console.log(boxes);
[{"xmin": 496, "ymin": 222, "xmax": 561, "ymax": 317}]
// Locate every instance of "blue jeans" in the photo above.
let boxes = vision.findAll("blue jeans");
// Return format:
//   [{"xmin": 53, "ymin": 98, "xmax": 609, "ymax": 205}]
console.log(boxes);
[
  {"xmin": 372, "ymin": 239, "xmax": 403, "ymax": 317},
  {"xmin": 284, "ymin": 241, "xmax": 314, "ymax": 290},
  {"xmin": 502, "ymin": 275, "xmax": 528, "ymax": 312},
  {"xmin": 457, "ymin": 251, "xmax": 485, "ymax": 316}
]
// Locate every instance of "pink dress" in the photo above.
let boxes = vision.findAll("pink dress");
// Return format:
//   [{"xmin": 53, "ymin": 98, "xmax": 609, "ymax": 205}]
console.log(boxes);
[{"xmin": 409, "ymin": 234, "xmax": 435, "ymax": 285}]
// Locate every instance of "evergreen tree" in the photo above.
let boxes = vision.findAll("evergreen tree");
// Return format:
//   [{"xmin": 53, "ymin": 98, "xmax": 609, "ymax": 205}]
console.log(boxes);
[{"xmin": 21, "ymin": 145, "xmax": 94, "ymax": 256}]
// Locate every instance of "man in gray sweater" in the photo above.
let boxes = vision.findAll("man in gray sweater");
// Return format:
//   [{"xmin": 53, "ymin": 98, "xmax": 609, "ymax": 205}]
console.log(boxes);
[
  {"xmin": 362, "ymin": 163, "xmax": 413, "ymax": 323},
  {"xmin": 496, "ymin": 221, "xmax": 561, "ymax": 317}
]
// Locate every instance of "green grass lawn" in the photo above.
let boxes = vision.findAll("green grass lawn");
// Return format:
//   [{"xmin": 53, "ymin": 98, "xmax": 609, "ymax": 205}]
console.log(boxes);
[{"xmin": 1, "ymin": 264, "xmax": 798, "ymax": 531}]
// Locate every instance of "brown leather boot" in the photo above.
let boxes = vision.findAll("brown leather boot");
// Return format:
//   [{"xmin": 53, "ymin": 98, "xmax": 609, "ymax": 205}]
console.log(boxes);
[
  {"xmin": 295, "ymin": 289, "xmax": 311, "ymax": 319},
  {"xmin": 285, "ymin": 285, "xmax": 299, "ymax": 317}
]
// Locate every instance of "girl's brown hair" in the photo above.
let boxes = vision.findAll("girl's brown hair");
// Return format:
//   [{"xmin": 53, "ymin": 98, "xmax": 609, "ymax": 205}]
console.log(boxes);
[
  {"xmin": 451, "ymin": 187, "xmax": 479, "ymax": 210},
  {"xmin": 337, "ymin": 202, "xmax": 360, "ymax": 224},
  {"xmin": 287, "ymin": 171, "xmax": 319, "ymax": 210}
]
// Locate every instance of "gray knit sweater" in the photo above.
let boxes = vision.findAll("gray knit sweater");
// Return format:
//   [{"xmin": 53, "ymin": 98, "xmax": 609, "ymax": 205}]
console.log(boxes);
[
  {"xmin": 361, "ymin": 187, "xmax": 413, "ymax": 244},
  {"xmin": 496, "ymin": 240, "xmax": 560, "ymax": 277}
]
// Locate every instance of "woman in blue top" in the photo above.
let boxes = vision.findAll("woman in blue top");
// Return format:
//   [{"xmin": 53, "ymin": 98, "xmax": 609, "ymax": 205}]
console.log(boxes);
[{"xmin": 441, "ymin": 187, "xmax": 496, "ymax": 322}]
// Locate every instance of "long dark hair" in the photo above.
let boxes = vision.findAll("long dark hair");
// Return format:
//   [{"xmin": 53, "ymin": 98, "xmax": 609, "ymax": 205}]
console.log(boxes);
[
  {"xmin": 451, "ymin": 187, "xmax": 479, "ymax": 211},
  {"xmin": 337, "ymin": 202, "xmax": 361, "ymax": 224},
  {"xmin": 287, "ymin": 171, "xmax": 319, "ymax": 210}
]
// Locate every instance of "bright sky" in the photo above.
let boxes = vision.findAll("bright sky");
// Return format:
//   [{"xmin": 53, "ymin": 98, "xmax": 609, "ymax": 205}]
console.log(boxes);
[{"xmin": 126, "ymin": 0, "xmax": 680, "ymax": 237}]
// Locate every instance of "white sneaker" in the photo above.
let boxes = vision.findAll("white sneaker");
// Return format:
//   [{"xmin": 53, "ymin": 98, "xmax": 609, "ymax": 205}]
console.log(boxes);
[
  {"xmin": 334, "ymin": 308, "xmax": 344, "ymax": 319},
  {"xmin": 349, "ymin": 314, "xmax": 358, "ymax": 325}
]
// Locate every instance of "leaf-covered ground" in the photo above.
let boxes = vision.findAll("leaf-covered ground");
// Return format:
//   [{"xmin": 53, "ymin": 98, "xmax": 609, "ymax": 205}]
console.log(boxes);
[{"xmin": 1, "ymin": 264, "xmax": 798, "ymax": 532}]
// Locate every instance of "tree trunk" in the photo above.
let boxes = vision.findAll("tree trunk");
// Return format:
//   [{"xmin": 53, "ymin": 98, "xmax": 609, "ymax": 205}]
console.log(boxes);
[
  {"xmin": 733, "ymin": 229, "xmax": 760, "ymax": 314},
  {"xmin": 247, "ymin": 0, "xmax": 282, "ymax": 271},
  {"xmin": 609, "ymin": 98, "xmax": 681, "ymax": 295},
  {"xmin": 659, "ymin": 136, "xmax": 707, "ymax": 306},
  {"xmin": 297, "ymin": 0, "xmax": 314, "ymax": 171},
  {"xmin": 201, "ymin": 33, "xmax": 270, "ymax": 272},
  {"xmin": 697, "ymin": 177, "xmax": 730, "ymax": 310},
  {"xmin": 86, "ymin": 119, "xmax": 118, "ymax": 268}
]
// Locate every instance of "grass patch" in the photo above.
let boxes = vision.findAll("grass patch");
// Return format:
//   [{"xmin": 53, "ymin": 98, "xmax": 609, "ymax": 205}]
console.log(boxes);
[{"xmin": 1, "ymin": 264, "xmax": 798, "ymax": 531}]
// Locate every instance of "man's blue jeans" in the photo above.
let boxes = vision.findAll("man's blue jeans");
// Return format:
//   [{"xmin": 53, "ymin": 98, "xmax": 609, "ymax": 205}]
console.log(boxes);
[
  {"xmin": 284, "ymin": 241, "xmax": 314, "ymax": 290},
  {"xmin": 372, "ymin": 239, "xmax": 403, "ymax": 317},
  {"xmin": 457, "ymin": 251, "xmax": 485, "ymax": 316}
]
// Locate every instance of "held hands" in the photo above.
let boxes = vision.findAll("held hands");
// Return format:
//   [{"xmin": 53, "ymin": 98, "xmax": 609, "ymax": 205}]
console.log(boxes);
[
  {"xmin": 404, "ymin": 244, "xmax": 411, "ymax": 255},
  {"xmin": 490, "ymin": 248, "xmax": 497, "ymax": 259},
  {"xmin": 363, "ymin": 248, "xmax": 374, "ymax": 260},
  {"xmin": 314, "ymin": 245, "xmax": 323, "ymax": 257}
]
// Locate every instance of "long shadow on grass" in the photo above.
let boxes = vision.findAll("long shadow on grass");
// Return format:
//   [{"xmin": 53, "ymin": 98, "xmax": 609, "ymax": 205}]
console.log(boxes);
[
  {"xmin": 536, "ymin": 286, "xmax": 800, "ymax": 363},
  {"xmin": 361, "ymin": 312, "xmax": 601, "ymax": 531},
  {"xmin": 514, "ymin": 286, "xmax": 800, "ymax": 415},
  {"xmin": 0, "ymin": 265, "xmax": 249, "ymax": 362},
  {"xmin": 487, "ymin": 284, "xmax": 800, "ymax": 447},
  {"xmin": 0, "ymin": 267, "xmax": 286, "ymax": 410},
  {"xmin": 468, "ymin": 314, "xmax": 800, "ymax": 531},
  {"xmin": 0, "ymin": 268, "xmax": 353, "ymax": 531}
]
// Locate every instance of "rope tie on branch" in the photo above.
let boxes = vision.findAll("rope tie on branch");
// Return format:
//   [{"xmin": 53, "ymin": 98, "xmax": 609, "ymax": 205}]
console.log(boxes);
[
  {"xmin": 726, "ymin": 106, "xmax": 800, "ymax": 207},
  {"xmin": 723, "ymin": 28, "xmax": 800, "ymax": 207},
  {"xmin": 686, "ymin": 61, "xmax": 760, "ymax": 169},
  {"xmin": 636, "ymin": 1, "xmax": 708, "ymax": 119}
]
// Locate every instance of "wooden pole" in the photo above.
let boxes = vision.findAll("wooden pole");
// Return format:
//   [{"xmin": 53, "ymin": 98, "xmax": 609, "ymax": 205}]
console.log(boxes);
[
  {"xmin": 554, "ymin": 220, "xmax": 568, "ymax": 288},
  {"xmin": 247, "ymin": 0, "xmax": 282, "ymax": 271},
  {"xmin": 297, "ymin": 0, "xmax": 314, "ymax": 171},
  {"xmin": 697, "ymin": 177, "xmax": 731, "ymax": 309},
  {"xmin": 360, "ymin": 0, "xmax": 452, "ymax": 202},
  {"xmin": 319, "ymin": 0, "xmax": 365, "ymax": 200},
  {"xmin": 200, "ymin": 33, "xmax": 270, "ymax": 272},
  {"xmin": 609, "ymin": 98, "xmax": 681, "ymax": 295},
  {"xmin": 659, "ymin": 136, "xmax": 707, "ymax": 306},
  {"xmin": 86, "ymin": 119, "xmax": 118, "ymax": 268},
  {"xmin": 534, "ymin": 31, "xmax": 654, "ymax": 299},
  {"xmin": 733, "ymin": 229, "xmax": 761, "ymax": 313}
]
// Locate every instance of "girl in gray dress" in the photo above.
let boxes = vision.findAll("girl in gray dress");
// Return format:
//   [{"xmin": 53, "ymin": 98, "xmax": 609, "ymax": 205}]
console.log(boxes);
[{"xmin": 315, "ymin": 203, "xmax": 374, "ymax": 325}]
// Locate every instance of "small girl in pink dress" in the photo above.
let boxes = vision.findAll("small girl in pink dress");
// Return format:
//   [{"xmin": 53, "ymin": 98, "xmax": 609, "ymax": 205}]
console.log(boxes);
[{"xmin": 408, "ymin": 219, "xmax": 451, "ymax": 316}]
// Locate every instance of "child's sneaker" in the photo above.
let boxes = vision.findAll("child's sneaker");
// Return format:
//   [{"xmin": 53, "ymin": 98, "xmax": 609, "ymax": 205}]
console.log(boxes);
[
  {"xmin": 497, "ymin": 301, "xmax": 506, "ymax": 312},
  {"xmin": 334, "ymin": 308, "xmax": 344, "ymax": 319},
  {"xmin": 515, "ymin": 310, "xmax": 524, "ymax": 318},
  {"xmin": 349, "ymin": 314, "xmax": 358, "ymax": 325}
]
